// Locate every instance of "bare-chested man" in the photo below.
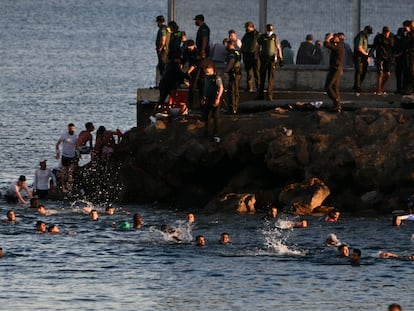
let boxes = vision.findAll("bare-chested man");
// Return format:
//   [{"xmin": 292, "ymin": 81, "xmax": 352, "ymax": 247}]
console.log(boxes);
[{"xmin": 76, "ymin": 122, "xmax": 94, "ymax": 156}]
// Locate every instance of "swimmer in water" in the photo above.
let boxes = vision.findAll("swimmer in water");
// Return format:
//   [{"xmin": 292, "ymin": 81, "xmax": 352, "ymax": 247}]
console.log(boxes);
[
  {"xmin": 325, "ymin": 233, "xmax": 341, "ymax": 246},
  {"xmin": 325, "ymin": 209, "xmax": 340, "ymax": 222},
  {"xmin": 220, "ymin": 232, "xmax": 230, "ymax": 244},
  {"xmin": 350, "ymin": 248, "xmax": 361, "ymax": 266},
  {"xmin": 105, "ymin": 206, "xmax": 115, "ymax": 215},
  {"xmin": 161, "ymin": 224, "xmax": 181, "ymax": 242},
  {"xmin": 392, "ymin": 214, "xmax": 414, "ymax": 226},
  {"xmin": 36, "ymin": 204, "xmax": 56, "ymax": 216},
  {"xmin": 48, "ymin": 224, "xmax": 60, "ymax": 234},
  {"xmin": 388, "ymin": 303, "xmax": 402, "ymax": 311},
  {"xmin": 196, "ymin": 235, "xmax": 206, "ymax": 246},
  {"xmin": 379, "ymin": 251, "xmax": 414, "ymax": 260},
  {"xmin": 2, "ymin": 210, "xmax": 16, "ymax": 223},
  {"xmin": 36, "ymin": 220, "xmax": 47, "ymax": 233},
  {"xmin": 89, "ymin": 209, "xmax": 99, "ymax": 221},
  {"xmin": 337, "ymin": 244, "xmax": 349, "ymax": 258},
  {"xmin": 186, "ymin": 213, "xmax": 195, "ymax": 223},
  {"xmin": 133, "ymin": 213, "xmax": 143, "ymax": 228},
  {"xmin": 264, "ymin": 205, "xmax": 278, "ymax": 220}
]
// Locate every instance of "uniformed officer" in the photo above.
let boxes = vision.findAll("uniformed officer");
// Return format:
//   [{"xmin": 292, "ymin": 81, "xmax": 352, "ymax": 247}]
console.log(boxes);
[
  {"xmin": 224, "ymin": 40, "xmax": 242, "ymax": 113},
  {"xmin": 256, "ymin": 24, "xmax": 283, "ymax": 101}
]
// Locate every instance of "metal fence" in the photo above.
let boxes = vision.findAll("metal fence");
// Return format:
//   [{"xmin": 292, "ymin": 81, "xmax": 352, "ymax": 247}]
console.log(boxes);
[{"xmin": 166, "ymin": 0, "xmax": 413, "ymax": 57}]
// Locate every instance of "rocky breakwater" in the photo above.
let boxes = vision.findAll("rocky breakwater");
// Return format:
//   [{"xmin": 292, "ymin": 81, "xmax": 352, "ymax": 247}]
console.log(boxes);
[{"xmin": 110, "ymin": 101, "xmax": 414, "ymax": 215}]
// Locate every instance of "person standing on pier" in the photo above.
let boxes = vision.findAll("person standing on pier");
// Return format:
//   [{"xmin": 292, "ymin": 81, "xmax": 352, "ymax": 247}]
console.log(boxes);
[
  {"xmin": 256, "ymin": 24, "xmax": 283, "ymax": 101},
  {"xmin": 324, "ymin": 33, "xmax": 345, "ymax": 112},
  {"xmin": 352, "ymin": 25, "xmax": 373, "ymax": 96},
  {"xmin": 241, "ymin": 21, "xmax": 260, "ymax": 92},
  {"xmin": 155, "ymin": 15, "xmax": 169, "ymax": 79},
  {"xmin": 194, "ymin": 14, "xmax": 210, "ymax": 59},
  {"xmin": 224, "ymin": 40, "xmax": 242, "ymax": 114}
]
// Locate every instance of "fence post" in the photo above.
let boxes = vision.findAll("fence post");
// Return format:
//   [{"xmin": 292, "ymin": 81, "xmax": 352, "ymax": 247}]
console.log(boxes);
[{"xmin": 258, "ymin": 0, "xmax": 267, "ymax": 33}]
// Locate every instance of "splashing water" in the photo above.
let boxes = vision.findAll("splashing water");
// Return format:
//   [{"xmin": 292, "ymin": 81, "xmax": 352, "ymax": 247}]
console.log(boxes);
[{"xmin": 262, "ymin": 226, "xmax": 305, "ymax": 256}]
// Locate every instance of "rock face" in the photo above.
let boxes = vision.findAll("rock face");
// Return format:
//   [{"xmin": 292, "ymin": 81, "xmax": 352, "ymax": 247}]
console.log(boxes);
[
  {"xmin": 95, "ymin": 104, "xmax": 414, "ymax": 215},
  {"xmin": 279, "ymin": 178, "xmax": 330, "ymax": 215}
]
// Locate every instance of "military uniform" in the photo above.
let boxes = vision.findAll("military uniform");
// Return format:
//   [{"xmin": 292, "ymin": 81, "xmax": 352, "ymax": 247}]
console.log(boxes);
[
  {"xmin": 257, "ymin": 31, "xmax": 281, "ymax": 100},
  {"xmin": 241, "ymin": 28, "xmax": 260, "ymax": 91}
]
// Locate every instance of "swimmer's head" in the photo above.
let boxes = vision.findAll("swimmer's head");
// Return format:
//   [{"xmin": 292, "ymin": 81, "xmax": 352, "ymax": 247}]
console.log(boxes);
[{"xmin": 392, "ymin": 216, "xmax": 401, "ymax": 226}]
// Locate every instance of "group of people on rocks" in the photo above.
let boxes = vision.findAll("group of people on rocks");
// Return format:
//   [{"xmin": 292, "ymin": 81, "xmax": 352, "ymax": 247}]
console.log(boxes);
[
  {"xmin": 154, "ymin": 14, "xmax": 414, "ymax": 120},
  {"xmin": 2, "ymin": 122, "xmax": 123, "ymax": 204}
]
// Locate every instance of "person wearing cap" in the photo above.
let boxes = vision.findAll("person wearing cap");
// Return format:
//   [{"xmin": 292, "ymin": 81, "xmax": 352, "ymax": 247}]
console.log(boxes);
[
  {"xmin": 352, "ymin": 25, "xmax": 373, "ymax": 95},
  {"xmin": 194, "ymin": 14, "xmax": 210, "ymax": 58},
  {"xmin": 256, "ymin": 24, "xmax": 283, "ymax": 101},
  {"xmin": 368, "ymin": 26, "xmax": 394, "ymax": 95},
  {"xmin": 241, "ymin": 21, "xmax": 261, "ymax": 92},
  {"xmin": 4, "ymin": 175, "xmax": 33, "ymax": 204},
  {"xmin": 155, "ymin": 15, "xmax": 169, "ymax": 77},
  {"xmin": 167, "ymin": 21, "xmax": 186, "ymax": 61},
  {"xmin": 33, "ymin": 160, "xmax": 56, "ymax": 199},
  {"xmin": 182, "ymin": 39, "xmax": 202, "ymax": 109}
]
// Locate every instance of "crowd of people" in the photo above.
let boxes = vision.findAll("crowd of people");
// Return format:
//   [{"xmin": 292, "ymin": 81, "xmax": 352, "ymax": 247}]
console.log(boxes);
[
  {"xmin": 153, "ymin": 14, "xmax": 414, "ymax": 120},
  {"xmin": 2, "ymin": 122, "xmax": 124, "ymax": 204}
]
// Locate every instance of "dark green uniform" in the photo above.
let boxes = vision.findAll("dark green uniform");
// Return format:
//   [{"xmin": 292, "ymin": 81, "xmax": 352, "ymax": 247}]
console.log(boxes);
[
  {"xmin": 241, "ymin": 29, "xmax": 260, "ymax": 91},
  {"xmin": 257, "ymin": 32, "xmax": 280, "ymax": 100}
]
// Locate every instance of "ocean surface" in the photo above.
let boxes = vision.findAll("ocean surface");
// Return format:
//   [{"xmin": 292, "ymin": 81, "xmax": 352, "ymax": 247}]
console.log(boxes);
[{"xmin": 1, "ymin": 1, "xmax": 414, "ymax": 310}]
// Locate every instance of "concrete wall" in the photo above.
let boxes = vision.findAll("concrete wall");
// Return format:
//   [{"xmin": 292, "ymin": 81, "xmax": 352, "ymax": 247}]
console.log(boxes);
[{"xmin": 213, "ymin": 63, "xmax": 394, "ymax": 92}]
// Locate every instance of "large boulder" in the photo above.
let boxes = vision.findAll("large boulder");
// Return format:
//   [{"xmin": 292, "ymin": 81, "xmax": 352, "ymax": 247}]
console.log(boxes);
[
  {"xmin": 205, "ymin": 193, "xmax": 256, "ymax": 214},
  {"xmin": 279, "ymin": 177, "xmax": 331, "ymax": 215}
]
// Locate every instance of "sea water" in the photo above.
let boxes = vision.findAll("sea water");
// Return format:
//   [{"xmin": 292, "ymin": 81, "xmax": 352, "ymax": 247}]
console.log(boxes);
[{"xmin": 1, "ymin": 1, "xmax": 413, "ymax": 310}]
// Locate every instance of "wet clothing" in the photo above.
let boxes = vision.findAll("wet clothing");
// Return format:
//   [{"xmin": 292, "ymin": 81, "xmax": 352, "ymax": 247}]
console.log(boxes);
[
  {"xmin": 372, "ymin": 33, "xmax": 394, "ymax": 74},
  {"xmin": 34, "ymin": 168, "xmax": 56, "ymax": 197},
  {"xmin": 225, "ymin": 48, "xmax": 242, "ymax": 113},
  {"xmin": 324, "ymin": 40, "xmax": 345, "ymax": 110},
  {"xmin": 241, "ymin": 30, "xmax": 260, "ymax": 91},
  {"xmin": 203, "ymin": 73, "xmax": 223, "ymax": 138}
]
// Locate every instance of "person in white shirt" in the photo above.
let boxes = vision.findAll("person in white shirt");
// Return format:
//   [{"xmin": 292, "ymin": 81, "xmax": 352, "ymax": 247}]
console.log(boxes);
[
  {"xmin": 4, "ymin": 175, "xmax": 33, "ymax": 204},
  {"xmin": 55, "ymin": 123, "xmax": 77, "ymax": 191},
  {"xmin": 33, "ymin": 160, "xmax": 56, "ymax": 199}
]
